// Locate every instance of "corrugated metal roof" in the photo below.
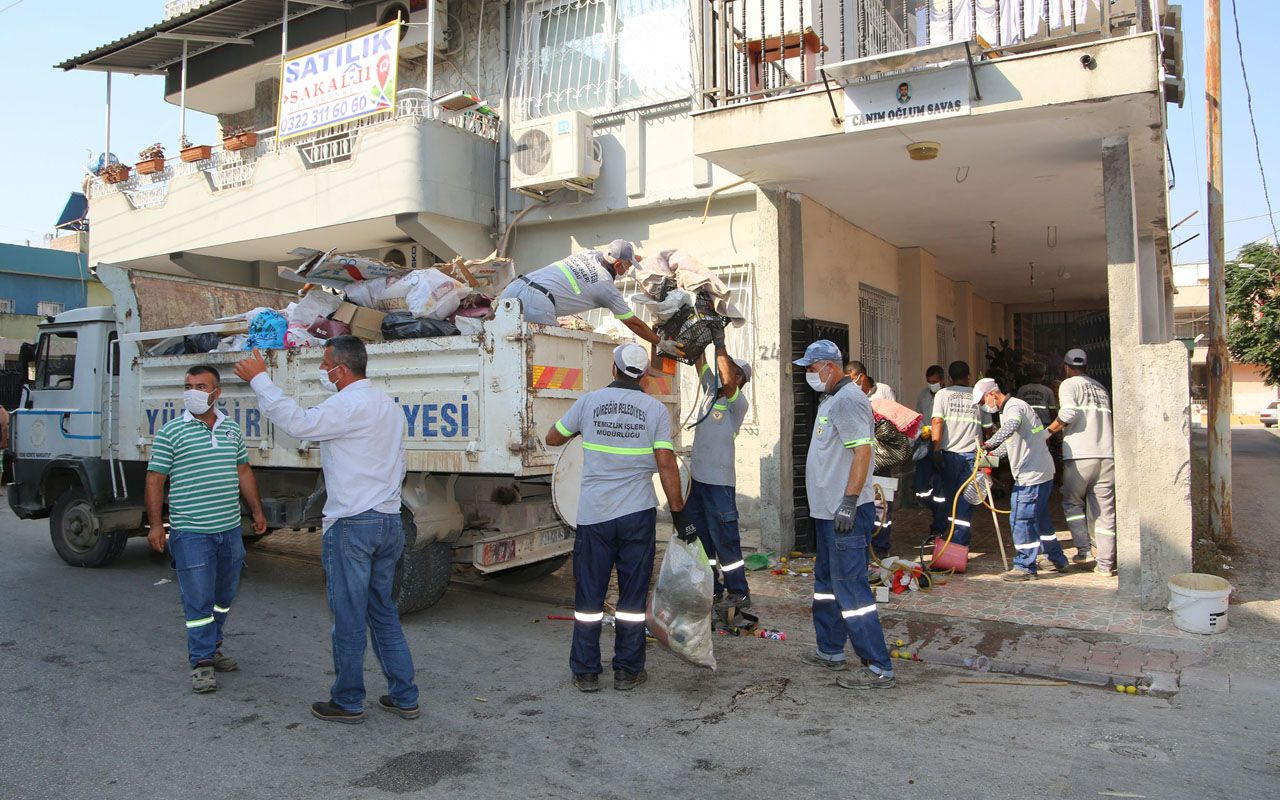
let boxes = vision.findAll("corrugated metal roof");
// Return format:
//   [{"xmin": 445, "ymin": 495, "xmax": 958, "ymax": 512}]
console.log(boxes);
[
  {"xmin": 56, "ymin": 0, "xmax": 336, "ymax": 75},
  {"xmin": 0, "ymin": 244, "xmax": 91, "ymax": 281}
]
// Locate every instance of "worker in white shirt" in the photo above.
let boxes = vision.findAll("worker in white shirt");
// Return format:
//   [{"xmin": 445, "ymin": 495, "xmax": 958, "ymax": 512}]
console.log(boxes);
[
  {"xmin": 1046, "ymin": 348, "xmax": 1117, "ymax": 576},
  {"xmin": 235, "ymin": 336, "xmax": 419, "ymax": 725},
  {"xmin": 929, "ymin": 361, "xmax": 991, "ymax": 544},
  {"xmin": 1015, "ymin": 363, "xmax": 1057, "ymax": 427},
  {"xmin": 912, "ymin": 365, "xmax": 945, "ymax": 511},
  {"xmin": 844, "ymin": 361, "xmax": 897, "ymax": 403}
]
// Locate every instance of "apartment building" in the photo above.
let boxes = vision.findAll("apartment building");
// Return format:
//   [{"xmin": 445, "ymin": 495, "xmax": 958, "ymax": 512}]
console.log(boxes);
[{"xmin": 62, "ymin": 0, "xmax": 1189, "ymax": 607}]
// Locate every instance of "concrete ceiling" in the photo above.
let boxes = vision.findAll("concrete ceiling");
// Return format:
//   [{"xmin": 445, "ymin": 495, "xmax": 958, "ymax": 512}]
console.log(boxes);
[{"xmin": 701, "ymin": 93, "xmax": 1169, "ymax": 305}]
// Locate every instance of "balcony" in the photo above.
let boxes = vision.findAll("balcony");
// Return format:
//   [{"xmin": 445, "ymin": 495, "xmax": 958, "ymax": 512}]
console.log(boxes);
[{"xmin": 87, "ymin": 89, "xmax": 500, "ymax": 272}]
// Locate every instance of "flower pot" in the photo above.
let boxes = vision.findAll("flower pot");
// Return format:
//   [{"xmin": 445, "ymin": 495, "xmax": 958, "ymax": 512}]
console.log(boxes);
[
  {"xmin": 136, "ymin": 157, "xmax": 166, "ymax": 175},
  {"xmin": 180, "ymin": 145, "xmax": 212, "ymax": 162},
  {"xmin": 102, "ymin": 165, "xmax": 131, "ymax": 184},
  {"xmin": 223, "ymin": 132, "xmax": 258, "ymax": 152}
]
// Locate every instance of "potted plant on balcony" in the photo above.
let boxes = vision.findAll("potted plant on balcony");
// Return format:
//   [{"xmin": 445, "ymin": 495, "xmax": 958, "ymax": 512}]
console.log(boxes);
[
  {"xmin": 101, "ymin": 163, "xmax": 131, "ymax": 184},
  {"xmin": 223, "ymin": 126, "xmax": 258, "ymax": 152},
  {"xmin": 179, "ymin": 135, "xmax": 212, "ymax": 163},
  {"xmin": 136, "ymin": 143, "xmax": 167, "ymax": 175}
]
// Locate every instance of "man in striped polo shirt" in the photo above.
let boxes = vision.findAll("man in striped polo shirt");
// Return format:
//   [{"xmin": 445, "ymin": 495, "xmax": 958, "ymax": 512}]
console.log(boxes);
[{"xmin": 146, "ymin": 365, "xmax": 266, "ymax": 694}]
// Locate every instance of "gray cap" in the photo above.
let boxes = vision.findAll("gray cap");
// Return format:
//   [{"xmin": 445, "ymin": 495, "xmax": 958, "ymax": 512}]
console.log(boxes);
[
  {"xmin": 733, "ymin": 358, "xmax": 753, "ymax": 385},
  {"xmin": 1064, "ymin": 348, "xmax": 1088, "ymax": 367},
  {"xmin": 604, "ymin": 239, "xmax": 636, "ymax": 265}
]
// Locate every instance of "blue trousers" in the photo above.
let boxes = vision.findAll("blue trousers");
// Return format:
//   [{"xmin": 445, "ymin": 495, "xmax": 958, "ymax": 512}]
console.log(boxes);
[
  {"xmin": 934, "ymin": 451, "xmax": 977, "ymax": 545},
  {"xmin": 571, "ymin": 508, "xmax": 656, "ymax": 676},
  {"xmin": 871, "ymin": 499, "xmax": 893, "ymax": 558},
  {"xmin": 499, "ymin": 281, "xmax": 557, "ymax": 325},
  {"xmin": 913, "ymin": 453, "xmax": 940, "ymax": 511},
  {"xmin": 1010, "ymin": 481, "xmax": 1068, "ymax": 572},
  {"xmin": 810, "ymin": 509, "xmax": 893, "ymax": 673},
  {"xmin": 684, "ymin": 480, "xmax": 749, "ymax": 597},
  {"xmin": 170, "ymin": 527, "xmax": 245, "ymax": 668},
  {"xmin": 322, "ymin": 511, "xmax": 419, "ymax": 712}
]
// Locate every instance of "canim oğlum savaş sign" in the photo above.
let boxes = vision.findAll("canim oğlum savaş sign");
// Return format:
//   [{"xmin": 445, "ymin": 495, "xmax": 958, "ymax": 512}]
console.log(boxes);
[
  {"xmin": 843, "ymin": 66, "xmax": 971, "ymax": 133},
  {"xmin": 277, "ymin": 21, "xmax": 400, "ymax": 140}
]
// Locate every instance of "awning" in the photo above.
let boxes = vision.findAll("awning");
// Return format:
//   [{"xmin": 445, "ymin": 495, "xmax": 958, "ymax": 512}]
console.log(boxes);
[{"xmin": 55, "ymin": 0, "xmax": 347, "ymax": 75}]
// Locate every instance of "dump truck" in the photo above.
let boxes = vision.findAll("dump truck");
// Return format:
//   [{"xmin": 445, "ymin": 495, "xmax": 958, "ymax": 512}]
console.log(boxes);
[{"xmin": 6, "ymin": 265, "xmax": 679, "ymax": 612}]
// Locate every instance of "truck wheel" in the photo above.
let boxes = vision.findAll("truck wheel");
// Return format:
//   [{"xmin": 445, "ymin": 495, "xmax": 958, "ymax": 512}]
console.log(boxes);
[
  {"xmin": 491, "ymin": 554, "xmax": 570, "ymax": 584},
  {"xmin": 393, "ymin": 511, "xmax": 453, "ymax": 614},
  {"xmin": 50, "ymin": 488, "xmax": 127, "ymax": 568}
]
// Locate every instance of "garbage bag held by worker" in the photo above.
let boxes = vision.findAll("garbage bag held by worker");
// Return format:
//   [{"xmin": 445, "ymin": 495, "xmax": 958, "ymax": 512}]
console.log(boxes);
[
  {"xmin": 646, "ymin": 537, "xmax": 717, "ymax": 670},
  {"xmin": 872, "ymin": 417, "xmax": 914, "ymax": 469}
]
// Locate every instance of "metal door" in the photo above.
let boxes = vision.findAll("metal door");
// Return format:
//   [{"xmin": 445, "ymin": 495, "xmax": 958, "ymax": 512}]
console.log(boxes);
[{"xmin": 790, "ymin": 318, "xmax": 850, "ymax": 552}]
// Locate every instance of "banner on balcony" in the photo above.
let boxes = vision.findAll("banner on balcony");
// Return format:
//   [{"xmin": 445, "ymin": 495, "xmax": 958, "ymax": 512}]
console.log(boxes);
[
  {"xmin": 843, "ymin": 66, "xmax": 970, "ymax": 133},
  {"xmin": 277, "ymin": 21, "xmax": 400, "ymax": 140}
]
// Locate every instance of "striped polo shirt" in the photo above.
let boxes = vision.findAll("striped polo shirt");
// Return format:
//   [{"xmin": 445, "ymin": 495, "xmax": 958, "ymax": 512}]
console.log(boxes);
[{"xmin": 148, "ymin": 410, "xmax": 249, "ymax": 534}]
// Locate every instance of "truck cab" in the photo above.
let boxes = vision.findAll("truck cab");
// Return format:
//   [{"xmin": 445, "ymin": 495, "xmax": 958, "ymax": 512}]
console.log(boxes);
[{"xmin": 9, "ymin": 307, "xmax": 145, "ymax": 566}]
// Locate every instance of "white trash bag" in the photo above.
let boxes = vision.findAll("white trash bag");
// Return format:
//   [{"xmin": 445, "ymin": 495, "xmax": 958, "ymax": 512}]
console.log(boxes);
[{"xmin": 646, "ymin": 537, "xmax": 717, "ymax": 670}]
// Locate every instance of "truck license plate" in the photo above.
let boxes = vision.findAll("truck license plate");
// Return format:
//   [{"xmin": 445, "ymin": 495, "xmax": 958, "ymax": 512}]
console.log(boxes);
[{"xmin": 538, "ymin": 528, "xmax": 567, "ymax": 548}]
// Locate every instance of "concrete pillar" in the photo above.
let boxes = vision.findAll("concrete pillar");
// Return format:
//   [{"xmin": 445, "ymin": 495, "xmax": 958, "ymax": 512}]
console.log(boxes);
[
  {"xmin": 897, "ymin": 247, "xmax": 938, "ymax": 401},
  {"xmin": 1138, "ymin": 235, "xmax": 1162, "ymax": 344},
  {"xmin": 1103, "ymin": 136, "xmax": 1193, "ymax": 609},
  {"xmin": 753, "ymin": 188, "xmax": 801, "ymax": 556},
  {"xmin": 955, "ymin": 282, "xmax": 975, "ymax": 372}
]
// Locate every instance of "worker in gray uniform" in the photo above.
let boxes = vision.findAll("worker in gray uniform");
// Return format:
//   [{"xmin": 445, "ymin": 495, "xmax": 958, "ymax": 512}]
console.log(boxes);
[
  {"xmin": 973, "ymin": 378, "xmax": 1070, "ymax": 582},
  {"xmin": 912, "ymin": 365, "xmax": 945, "ymax": 511},
  {"xmin": 929, "ymin": 361, "xmax": 990, "ymax": 545},
  {"xmin": 1016, "ymin": 363, "xmax": 1057, "ymax": 427},
  {"xmin": 545, "ymin": 343, "xmax": 686, "ymax": 692},
  {"xmin": 499, "ymin": 239, "xmax": 671, "ymax": 352},
  {"xmin": 685, "ymin": 325, "xmax": 752, "ymax": 618},
  {"xmin": 1046, "ymin": 348, "xmax": 1117, "ymax": 576}
]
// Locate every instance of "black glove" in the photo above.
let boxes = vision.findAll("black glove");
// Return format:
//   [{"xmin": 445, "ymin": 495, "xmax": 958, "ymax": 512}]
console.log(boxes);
[
  {"xmin": 671, "ymin": 510, "xmax": 698, "ymax": 543},
  {"xmin": 834, "ymin": 495, "xmax": 859, "ymax": 533},
  {"xmin": 931, "ymin": 449, "xmax": 945, "ymax": 471},
  {"xmin": 711, "ymin": 321, "xmax": 726, "ymax": 348}
]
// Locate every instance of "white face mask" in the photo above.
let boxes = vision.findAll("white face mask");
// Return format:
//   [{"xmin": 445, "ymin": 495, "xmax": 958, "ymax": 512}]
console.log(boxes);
[
  {"xmin": 183, "ymin": 389, "xmax": 212, "ymax": 415},
  {"xmin": 319, "ymin": 366, "xmax": 339, "ymax": 393},
  {"xmin": 805, "ymin": 369, "xmax": 829, "ymax": 393},
  {"xmin": 982, "ymin": 403, "xmax": 999, "ymax": 414},
  {"xmin": 928, "ymin": 382, "xmax": 942, "ymax": 392}
]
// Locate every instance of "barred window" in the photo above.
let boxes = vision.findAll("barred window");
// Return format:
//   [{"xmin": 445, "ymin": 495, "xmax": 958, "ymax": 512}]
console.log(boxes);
[
  {"xmin": 936, "ymin": 316, "xmax": 957, "ymax": 367},
  {"xmin": 514, "ymin": 0, "xmax": 695, "ymax": 121},
  {"xmin": 859, "ymin": 285, "xmax": 901, "ymax": 395}
]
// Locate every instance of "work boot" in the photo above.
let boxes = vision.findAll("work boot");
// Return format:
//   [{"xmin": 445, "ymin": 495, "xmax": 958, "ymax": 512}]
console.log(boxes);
[
  {"xmin": 836, "ymin": 666, "xmax": 896, "ymax": 690},
  {"xmin": 715, "ymin": 592, "xmax": 751, "ymax": 613},
  {"xmin": 310, "ymin": 700, "xmax": 365, "ymax": 724},
  {"xmin": 191, "ymin": 663, "xmax": 216, "ymax": 694},
  {"xmin": 613, "ymin": 669, "xmax": 648, "ymax": 691},
  {"xmin": 572, "ymin": 673, "xmax": 600, "ymax": 693},
  {"xmin": 1045, "ymin": 560, "xmax": 1072, "ymax": 575},
  {"xmin": 1001, "ymin": 568, "xmax": 1035, "ymax": 583},
  {"xmin": 378, "ymin": 695, "xmax": 421, "ymax": 720},
  {"xmin": 212, "ymin": 650, "xmax": 238, "ymax": 672},
  {"xmin": 1072, "ymin": 550, "xmax": 1093, "ymax": 566},
  {"xmin": 800, "ymin": 652, "xmax": 849, "ymax": 671}
]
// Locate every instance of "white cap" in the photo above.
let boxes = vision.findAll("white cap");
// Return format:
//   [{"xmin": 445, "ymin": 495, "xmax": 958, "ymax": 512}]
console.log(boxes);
[
  {"xmin": 1064, "ymin": 348, "xmax": 1088, "ymax": 367},
  {"xmin": 971, "ymin": 377, "xmax": 999, "ymax": 405},
  {"xmin": 612, "ymin": 342, "xmax": 649, "ymax": 379},
  {"xmin": 602, "ymin": 239, "xmax": 636, "ymax": 265},
  {"xmin": 733, "ymin": 358, "xmax": 753, "ymax": 384}
]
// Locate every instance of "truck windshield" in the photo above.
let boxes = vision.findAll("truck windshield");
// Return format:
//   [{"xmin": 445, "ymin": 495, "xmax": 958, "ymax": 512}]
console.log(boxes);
[{"xmin": 35, "ymin": 332, "xmax": 78, "ymax": 390}]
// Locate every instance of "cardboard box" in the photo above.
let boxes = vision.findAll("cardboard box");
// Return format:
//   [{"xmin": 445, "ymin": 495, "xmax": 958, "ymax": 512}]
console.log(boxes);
[{"xmin": 332, "ymin": 302, "xmax": 385, "ymax": 342}]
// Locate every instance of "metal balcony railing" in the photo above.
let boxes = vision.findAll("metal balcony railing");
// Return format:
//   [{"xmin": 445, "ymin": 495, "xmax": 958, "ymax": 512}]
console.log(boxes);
[
  {"xmin": 89, "ymin": 88, "xmax": 499, "ymax": 208},
  {"xmin": 698, "ymin": 0, "xmax": 1152, "ymax": 109}
]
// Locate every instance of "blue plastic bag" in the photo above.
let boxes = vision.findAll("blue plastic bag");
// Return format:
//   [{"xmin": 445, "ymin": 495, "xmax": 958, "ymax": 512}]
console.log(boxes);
[{"xmin": 244, "ymin": 309, "xmax": 288, "ymax": 350}]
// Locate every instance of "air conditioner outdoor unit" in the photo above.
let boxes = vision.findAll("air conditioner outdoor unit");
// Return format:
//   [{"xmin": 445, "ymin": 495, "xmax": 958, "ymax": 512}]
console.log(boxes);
[
  {"xmin": 379, "ymin": 244, "xmax": 434, "ymax": 269},
  {"xmin": 377, "ymin": 0, "xmax": 446, "ymax": 55},
  {"xmin": 509, "ymin": 112, "xmax": 601, "ymax": 194}
]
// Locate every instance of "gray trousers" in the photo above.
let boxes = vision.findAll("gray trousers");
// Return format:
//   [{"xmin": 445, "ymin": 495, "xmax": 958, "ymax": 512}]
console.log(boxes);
[
  {"xmin": 1061, "ymin": 458, "xmax": 1116, "ymax": 568},
  {"xmin": 499, "ymin": 281, "xmax": 557, "ymax": 325}
]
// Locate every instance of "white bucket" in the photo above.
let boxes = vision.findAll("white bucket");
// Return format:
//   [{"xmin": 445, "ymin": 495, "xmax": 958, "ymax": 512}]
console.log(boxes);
[{"xmin": 1167, "ymin": 573, "xmax": 1233, "ymax": 634}]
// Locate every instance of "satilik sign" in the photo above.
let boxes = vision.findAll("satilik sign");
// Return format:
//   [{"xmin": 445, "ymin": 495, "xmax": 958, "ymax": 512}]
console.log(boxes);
[
  {"xmin": 843, "ymin": 66, "xmax": 970, "ymax": 133},
  {"xmin": 277, "ymin": 21, "xmax": 400, "ymax": 140}
]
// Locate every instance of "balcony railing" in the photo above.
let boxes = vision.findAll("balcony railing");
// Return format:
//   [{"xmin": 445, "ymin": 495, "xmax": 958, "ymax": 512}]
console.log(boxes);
[
  {"xmin": 699, "ymin": 0, "xmax": 1152, "ymax": 108},
  {"xmin": 90, "ymin": 89, "xmax": 500, "ymax": 209}
]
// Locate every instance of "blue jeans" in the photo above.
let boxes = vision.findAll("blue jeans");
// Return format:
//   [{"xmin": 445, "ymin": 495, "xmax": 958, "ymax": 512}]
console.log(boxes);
[
  {"xmin": 571, "ymin": 508, "xmax": 656, "ymax": 676},
  {"xmin": 934, "ymin": 451, "xmax": 977, "ymax": 544},
  {"xmin": 169, "ymin": 527, "xmax": 245, "ymax": 668},
  {"xmin": 683, "ymin": 480, "xmax": 749, "ymax": 597},
  {"xmin": 913, "ymin": 453, "xmax": 940, "ymax": 510},
  {"xmin": 810, "ymin": 509, "xmax": 893, "ymax": 674},
  {"xmin": 498, "ymin": 281, "xmax": 557, "ymax": 325},
  {"xmin": 322, "ymin": 511, "xmax": 419, "ymax": 712},
  {"xmin": 1010, "ymin": 481, "xmax": 1068, "ymax": 572}
]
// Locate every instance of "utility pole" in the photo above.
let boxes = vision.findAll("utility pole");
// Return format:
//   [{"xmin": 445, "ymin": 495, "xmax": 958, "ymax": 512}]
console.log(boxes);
[{"xmin": 1205, "ymin": 0, "xmax": 1233, "ymax": 544}]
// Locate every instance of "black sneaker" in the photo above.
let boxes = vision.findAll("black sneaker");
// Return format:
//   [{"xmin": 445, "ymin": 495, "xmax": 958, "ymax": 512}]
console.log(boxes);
[
  {"xmin": 714, "ymin": 592, "xmax": 752, "ymax": 612},
  {"xmin": 310, "ymin": 700, "xmax": 365, "ymax": 724},
  {"xmin": 378, "ymin": 695, "xmax": 421, "ymax": 720},
  {"xmin": 1046, "ymin": 561, "xmax": 1072, "ymax": 574},
  {"xmin": 572, "ymin": 673, "xmax": 600, "ymax": 693},
  {"xmin": 800, "ymin": 652, "xmax": 850, "ymax": 671},
  {"xmin": 613, "ymin": 669, "xmax": 648, "ymax": 691}
]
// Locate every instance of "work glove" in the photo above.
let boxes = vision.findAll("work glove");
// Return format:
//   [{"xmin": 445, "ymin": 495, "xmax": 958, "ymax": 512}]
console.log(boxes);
[
  {"xmin": 656, "ymin": 339, "xmax": 682, "ymax": 358},
  {"xmin": 834, "ymin": 495, "xmax": 860, "ymax": 533},
  {"xmin": 931, "ymin": 449, "xmax": 945, "ymax": 471},
  {"xmin": 711, "ymin": 322, "xmax": 726, "ymax": 348},
  {"xmin": 671, "ymin": 510, "xmax": 698, "ymax": 543}
]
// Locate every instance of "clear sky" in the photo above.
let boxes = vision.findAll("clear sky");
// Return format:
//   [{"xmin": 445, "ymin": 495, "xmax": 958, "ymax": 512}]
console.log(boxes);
[{"xmin": 0, "ymin": 0, "xmax": 1276, "ymax": 267}]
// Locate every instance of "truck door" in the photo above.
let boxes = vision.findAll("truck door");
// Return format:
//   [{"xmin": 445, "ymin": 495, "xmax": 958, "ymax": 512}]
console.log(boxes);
[{"xmin": 14, "ymin": 327, "xmax": 103, "ymax": 462}]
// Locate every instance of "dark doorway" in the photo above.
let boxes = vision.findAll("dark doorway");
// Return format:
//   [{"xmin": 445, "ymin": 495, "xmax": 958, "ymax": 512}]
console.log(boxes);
[{"xmin": 790, "ymin": 318, "xmax": 850, "ymax": 552}]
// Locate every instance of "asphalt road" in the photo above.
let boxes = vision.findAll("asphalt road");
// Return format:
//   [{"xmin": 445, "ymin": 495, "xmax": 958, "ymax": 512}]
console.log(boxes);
[{"xmin": 1, "ymin": 507, "xmax": 1277, "ymax": 799}]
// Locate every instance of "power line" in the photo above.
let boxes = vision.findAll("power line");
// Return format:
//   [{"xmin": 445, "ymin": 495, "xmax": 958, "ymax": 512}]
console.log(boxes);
[
  {"xmin": 0, "ymin": 0, "xmax": 27, "ymax": 15},
  {"xmin": 1230, "ymin": 0, "xmax": 1280, "ymax": 246}
]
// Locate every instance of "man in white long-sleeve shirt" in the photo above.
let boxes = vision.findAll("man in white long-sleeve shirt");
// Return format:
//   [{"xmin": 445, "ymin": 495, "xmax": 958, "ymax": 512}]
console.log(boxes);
[{"xmin": 235, "ymin": 336, "xmax": 419, "ymax": 725}]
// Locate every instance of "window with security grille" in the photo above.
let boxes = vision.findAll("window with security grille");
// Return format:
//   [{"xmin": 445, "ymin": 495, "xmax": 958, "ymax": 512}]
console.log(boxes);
[
  {"xmin": 859, "ymin": 285, "xmax": 900, "ymax": 395},
  {"xmin": 0, "ymin": 299, "xmax": 15, "ymax": 314},
  {"xmin": 37, "ymin": 301, "xmax": 65, "ymax": 317},
  {"xmin": 936, "ymin": 316, "xmax": 957, "ymax": 368},
  {"xmin": 514, "ymin": 0, "xmax": 695, "ymax": 121},
  {"xmin": 975, "ymin": 333, "xmax": 989, "ymax": 376}
]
